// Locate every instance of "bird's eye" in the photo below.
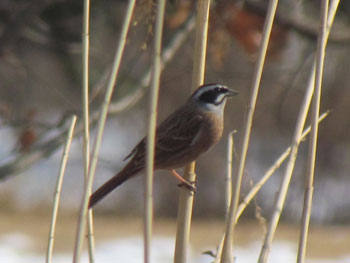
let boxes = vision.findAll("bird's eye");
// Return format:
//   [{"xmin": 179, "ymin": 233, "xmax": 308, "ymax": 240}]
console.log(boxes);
[{"xmin": 215, "ymin": 87, "xmax": 227, "ymax": 93}]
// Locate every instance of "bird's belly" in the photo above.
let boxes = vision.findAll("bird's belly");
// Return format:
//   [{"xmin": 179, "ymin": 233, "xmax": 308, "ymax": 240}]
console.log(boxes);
[{"xmin": 156, "ymin": 152, "xmax": 201, "ymax": 170}]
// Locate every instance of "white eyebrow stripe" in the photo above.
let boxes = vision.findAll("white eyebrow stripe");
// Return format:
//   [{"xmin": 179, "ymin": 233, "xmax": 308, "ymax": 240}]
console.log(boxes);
[{"xmin": 193, "ymin": 84, "xmax": 221, "ymax": 98}]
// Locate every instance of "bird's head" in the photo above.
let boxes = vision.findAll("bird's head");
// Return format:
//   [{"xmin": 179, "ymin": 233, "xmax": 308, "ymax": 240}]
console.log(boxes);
[{"xmin": 190, "ymin": 83, "xmax": 238, "ymax": 112}]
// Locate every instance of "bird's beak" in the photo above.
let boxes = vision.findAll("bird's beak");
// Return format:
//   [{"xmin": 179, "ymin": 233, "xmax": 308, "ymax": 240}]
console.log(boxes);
[{"xmin": 227, "ymin": 88, "xmax": 239, "ymax": 97}]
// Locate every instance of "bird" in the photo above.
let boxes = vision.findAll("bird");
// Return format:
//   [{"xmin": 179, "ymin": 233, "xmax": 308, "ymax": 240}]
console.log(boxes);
[{"xmin": 89, "ymin": 83, "xmax": 238, "ymax": 208}]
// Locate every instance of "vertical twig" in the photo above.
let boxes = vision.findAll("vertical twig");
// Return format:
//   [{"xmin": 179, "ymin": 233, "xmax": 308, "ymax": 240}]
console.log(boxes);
[
  {"xmin": 82, "ymin": 0, "xmax": 95, "ymax": 261},
  {"xmin": 214, "ymin": 131, "xmax": 236, "ymax": 263},
  {"xmin": 258, "ymin": 1, "xmax": 340, "ymax": 262},
  {"xmin": 174, "ymin": 1, "xmax": 211, "ymax": 262},
  {"xmin": 220, "ymin": 0, "xmax": 280, "ymax": 262},
  {"xmin": 144, "ymin": 1, "xmax": 166, "ymax": 262},
  {"xmin": 226, "ymin": 131, "xmax": 236, "ymax": 216},
  {"xmin": 72, "ymin": 1, "xmax": 136, "ymax": 262},
  {"xmin": 297, "ymin": 0, "xmax": 330, "ymax": 262},
  {"xmin": 46, "ymin": 115, "xmax": 77, "ymax": 263}
]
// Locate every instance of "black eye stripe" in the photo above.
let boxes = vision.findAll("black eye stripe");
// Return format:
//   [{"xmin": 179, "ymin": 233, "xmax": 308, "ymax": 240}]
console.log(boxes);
[
  {"xmin": 197, "ymin": 88, "xmax": 228, "ymax": 106},
  {"xmin": 198, "ymin": 90, "xmax": 218, "ymax": 103}
]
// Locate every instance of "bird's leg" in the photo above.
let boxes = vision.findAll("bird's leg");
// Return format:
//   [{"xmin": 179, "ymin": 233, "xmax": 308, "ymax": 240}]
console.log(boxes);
[{"xmin": 170, "ymin": 169, "xmax": 196, "ymax": 192}]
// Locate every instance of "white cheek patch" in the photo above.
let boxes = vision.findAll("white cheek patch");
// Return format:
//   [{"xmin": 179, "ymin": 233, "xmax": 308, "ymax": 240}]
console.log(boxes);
[
  {"xmin": 216, "ymin": 94, "xmax": 226, "ymax": 103},
  {"xmin": 202, "ymin": 99, "xmax": 227, "ymax": 113}
]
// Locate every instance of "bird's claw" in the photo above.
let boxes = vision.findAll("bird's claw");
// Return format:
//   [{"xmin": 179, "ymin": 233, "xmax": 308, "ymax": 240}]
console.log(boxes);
[{"xmin": 177, "ymin": 181, "xmax": 196, "ymax": 193}]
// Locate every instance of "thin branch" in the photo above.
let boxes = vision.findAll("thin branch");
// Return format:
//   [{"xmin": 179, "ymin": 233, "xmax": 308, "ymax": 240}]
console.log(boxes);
[
  {"xmin": 72, "ymin": 1, "xmax": 136, "ymax": 262},
  {"xmin": 82, "ymin": 0, "xmax": 95, "ymax": 260},
  {"xmin": 258, "ymin": 1, "xmax": 340, "ymax": 261},
  {"xmin": 220, "ymin": 0, "xmax": 280, "ymax": 262},
  {"xmin": 226, "ymin": 131, "xmax": 236, "ymax": 218},
  {"xmin": 214, "ymin": 131, "xmax": 236, "ymax": 263},
  {"xmin": 297, "ymin": 0, "xmax": 330, "ymax": 262},
  {"xmin": 214, "ymin": 112, "xmax": 329, "ymax": 263},
  {"xmin": 46, "ymin": 115, "xmax": 77, "ymax": 263},
  {"xmin": 82, "ymin": 0, "xmax": 90, "ymax": 182},
  {"xmin": 236, "ymin": 111, "xmax": 329, "ymax": 222},
  {"xmin": 174, "ymin": 1, "xmax": 211, "ymax": 262},
  {"xmin": 144, "ymin": 1, "xmax": 166, "ymax": 262},
  {"xmin": 258, "ymin": 66, "xmax": 315, "ymax": 263}
]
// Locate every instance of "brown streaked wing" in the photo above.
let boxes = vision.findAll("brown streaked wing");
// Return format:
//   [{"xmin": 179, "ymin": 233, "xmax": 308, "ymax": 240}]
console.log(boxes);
[
  {"xmin": 122, "ymin": 105, "xmax": 203, "ymax": 169},
  {"xmin": 154, "ymin": 107, "xmax": 203, "ymax": 166}
]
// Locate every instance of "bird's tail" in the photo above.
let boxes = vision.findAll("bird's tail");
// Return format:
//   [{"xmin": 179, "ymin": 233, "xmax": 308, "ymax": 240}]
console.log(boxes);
[{"xmin": 89, "ymin": 162, "xmax": 141, "ymax": 208}]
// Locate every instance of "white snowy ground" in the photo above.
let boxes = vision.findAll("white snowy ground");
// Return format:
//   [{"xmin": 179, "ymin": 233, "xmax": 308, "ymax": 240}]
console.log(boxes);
[{"xmin": 1, "ymin": 233, "xmax": 350, "ymax": 263}]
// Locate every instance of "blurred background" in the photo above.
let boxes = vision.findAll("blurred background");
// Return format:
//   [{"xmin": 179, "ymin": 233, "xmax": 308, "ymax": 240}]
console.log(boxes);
[{"xmin": 0, "ymin": 0, "xmax": 350, "ymax": 261}]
